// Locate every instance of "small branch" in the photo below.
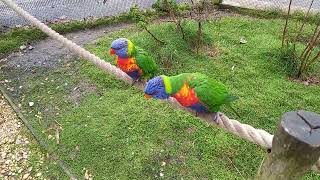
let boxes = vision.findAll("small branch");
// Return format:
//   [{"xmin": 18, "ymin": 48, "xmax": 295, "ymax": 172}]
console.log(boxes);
[
  {"xmin": 144, "ymin": 27, "xmax": 165, "ymax": 44},
  {"xmin": 225, "ymin": 156, "xmax": 245, "ymax": 180},
  {"xmin": 282, "ymin": 0, "xmax": 293, "ymax": 48},
  {"xmin": 293, "ymin": 0, "xmax": 315, "ymax": 43},
  {"xmin": 297, "ymin": 27, "xmax": 320, "ymax": 77},
  {"xmin": 300, "ymin": 21, "xmax": 320, "ymax": 60},
  {"xmin": 302, "ymin": 50, "xmax": 320, "ymax": 73}
]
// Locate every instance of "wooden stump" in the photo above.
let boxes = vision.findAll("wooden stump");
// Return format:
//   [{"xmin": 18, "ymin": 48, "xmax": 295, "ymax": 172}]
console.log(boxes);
[{"xmin": 256, "ymin": 110, "xmax": 320, "ymax": 180}]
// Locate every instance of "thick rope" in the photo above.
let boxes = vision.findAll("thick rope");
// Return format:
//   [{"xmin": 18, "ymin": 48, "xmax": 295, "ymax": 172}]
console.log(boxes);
[
  {"xmin": 218, "ymin": 114, "xmax": 273, "ymax": 148},
  {"xmin": 1, "ymin": 0, "xmax": 319, "ymax": 172}
]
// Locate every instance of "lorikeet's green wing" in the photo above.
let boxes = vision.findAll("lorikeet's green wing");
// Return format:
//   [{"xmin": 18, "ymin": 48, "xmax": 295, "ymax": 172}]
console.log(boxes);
[
  {"xmin": 134, "ymin": 46, "xmax": 158, "ymax": 79},
  {"xmin": 188, "ymin": 73, "xmax": 231, "ymax": 112}
]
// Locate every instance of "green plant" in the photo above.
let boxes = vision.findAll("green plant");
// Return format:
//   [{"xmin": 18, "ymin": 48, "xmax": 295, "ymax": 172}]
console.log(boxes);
[
  {"xmin": 282, "ymin": 0, "xmax": 320, "ymax": 78},
  {"xmin": 153, "ymin": 0, "xmax": 190, "ymax": 40},
  {"xmin": 212, "ymin": 0, "xmax": 223, "ymax": 5},
  {"xmin": 129, "ymin": 5, "xmax": 165, "ymax": 44},
  {"xmin": 152, "ymin": 0, "xmax": 217, "ymax": 53},
  {"xmin": 190, "ymin": 0, "xmax": 214, "ymax": 53}
]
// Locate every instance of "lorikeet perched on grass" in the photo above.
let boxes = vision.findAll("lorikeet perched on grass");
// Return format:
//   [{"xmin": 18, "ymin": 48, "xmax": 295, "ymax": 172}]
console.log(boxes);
[
  {"xmin": 144, "ymin": 73, "xmax": 239, "ymax": 122},
  {"xmin": 109, "ymin": 38, "xmax": 158, "ymax": 80}
]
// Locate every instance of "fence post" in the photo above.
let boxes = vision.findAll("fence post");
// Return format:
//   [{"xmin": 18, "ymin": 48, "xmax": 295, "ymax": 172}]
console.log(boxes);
[{"xmin": 256, "ymin": 110, "xmax": 320, "ymax": 180}]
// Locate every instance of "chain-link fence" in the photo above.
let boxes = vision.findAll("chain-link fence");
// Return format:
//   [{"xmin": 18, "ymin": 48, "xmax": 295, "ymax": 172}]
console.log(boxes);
[
  {"xmin": 1, "ymin": 0, "xmax": 319, "ymax": 31},
  {"xmin": 222, "ymin": 0, "xmax": 320, "ymax": 12},
  {"xmin": 0, "ymin": 0, "xmax": 189, "ymax": 29}
]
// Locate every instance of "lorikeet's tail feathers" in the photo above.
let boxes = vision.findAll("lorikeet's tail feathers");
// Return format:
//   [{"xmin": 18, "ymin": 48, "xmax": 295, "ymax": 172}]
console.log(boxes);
[
  {"xmin": 225, "ymin": 95, "xmax": 239, "ymax": 103},
  {"xmin": 226, "ymin": 104, "xmax": 241, "ymax": 118}
]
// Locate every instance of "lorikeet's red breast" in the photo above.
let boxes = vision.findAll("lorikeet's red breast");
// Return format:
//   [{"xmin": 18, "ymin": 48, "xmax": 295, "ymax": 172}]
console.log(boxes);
[
  {"xmin": 173, "ymin": 82, "xmax": 200, "ymax": 107},
  {"xmin": 116, "ymin": 57, "xmax": 143, "ymax": 76}
]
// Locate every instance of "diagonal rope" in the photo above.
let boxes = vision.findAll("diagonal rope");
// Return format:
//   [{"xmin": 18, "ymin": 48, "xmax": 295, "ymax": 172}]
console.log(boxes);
[{"xmin": 1, "ymin": 0, "xmax": 319, "ymax": 172}]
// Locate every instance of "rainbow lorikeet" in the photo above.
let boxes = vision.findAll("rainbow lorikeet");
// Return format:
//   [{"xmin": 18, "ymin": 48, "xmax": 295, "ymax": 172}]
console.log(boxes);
[
  {"xmin": 109, "ymin": 38, "xmax": 158, "ymax": 81},
  {"xmin": 144, "ymin": 73, "xmax": 239, "ymax": 122}
]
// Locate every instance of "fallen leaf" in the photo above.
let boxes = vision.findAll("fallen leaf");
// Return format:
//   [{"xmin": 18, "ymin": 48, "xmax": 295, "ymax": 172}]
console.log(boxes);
[{"xmin": 240, "ymin": 37, "xmax": 247, "ymax": 44}]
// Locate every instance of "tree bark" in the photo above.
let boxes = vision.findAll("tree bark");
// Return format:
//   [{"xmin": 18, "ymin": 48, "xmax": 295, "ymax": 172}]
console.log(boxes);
[{"xmin": 256, "ymin": 110, "xmax": 320, "ymax": 180}]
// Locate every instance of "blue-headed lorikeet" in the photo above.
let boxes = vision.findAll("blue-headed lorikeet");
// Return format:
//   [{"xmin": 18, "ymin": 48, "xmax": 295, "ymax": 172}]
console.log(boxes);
[
  {"xmin": 109, "ymin": 38, "xmax": 158, "ymax": 80},
  {"xmin": 144, "ymin": 73, "xmax": 239, "ymax": 122}
]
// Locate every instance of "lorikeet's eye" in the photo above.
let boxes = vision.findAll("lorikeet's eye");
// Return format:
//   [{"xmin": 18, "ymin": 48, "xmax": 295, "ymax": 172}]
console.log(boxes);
[
  {"xmin": 112, "ymin": 47, "xmax": 121, "ymax": 50},
  {"xmin": 148, "ymin": 91, "xmax": 158, "ymax": 96}
]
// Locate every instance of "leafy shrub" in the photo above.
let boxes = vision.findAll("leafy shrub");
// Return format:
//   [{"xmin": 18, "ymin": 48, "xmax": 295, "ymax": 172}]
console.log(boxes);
[
  {"xmin": 152, "ymin": 0, "xmax": 216, "ymax": 53},
  {"xmin": 282, "ymin": 0, "xmax": 320, "ymax": 78},
  {"xmin": 129, "ymin": 5, "xmax": 165, "ymax": 44}
]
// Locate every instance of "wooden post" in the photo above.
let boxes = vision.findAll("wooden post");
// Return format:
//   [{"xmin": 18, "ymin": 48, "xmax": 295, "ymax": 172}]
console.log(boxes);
[{"xmin": 256, "ymin": 110, "xmax": 320, "ymax": 180}]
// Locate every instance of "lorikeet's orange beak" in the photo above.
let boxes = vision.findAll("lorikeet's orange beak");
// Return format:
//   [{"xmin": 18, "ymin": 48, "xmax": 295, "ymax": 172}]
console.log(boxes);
[
  {"xmin": 109, "ymin": 48, "xmax": 116, "ymax": 55},
  {"xmin": 144, "ymin": 94, "xmax": 152, "ymax": 99}
]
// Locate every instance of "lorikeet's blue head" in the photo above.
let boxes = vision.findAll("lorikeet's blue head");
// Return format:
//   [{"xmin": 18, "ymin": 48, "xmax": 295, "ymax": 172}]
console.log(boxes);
[
  {"xmin": 144, "ymin": 76, "xmax": 170, "ymax": 99},
  {"xmin": 109, "ymin": 38, "xmax": 134, "ymax": 58}
]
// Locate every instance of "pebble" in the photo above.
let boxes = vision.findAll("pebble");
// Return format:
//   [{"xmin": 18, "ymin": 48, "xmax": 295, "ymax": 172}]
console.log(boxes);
[
  {"xmin": 48, "ymin": 135, "xmax": 53, "ymax": 139},
  {"xmin": 28, "ymin": 46, "xmax": 34, "ymax": 50},
  {"xmin": 20, "ymin": 45, "xmax": 27, "ymax": 50},
  {"xmin": 1, "ymin": 152, "xmax": 7, "ymax": 158},
  {"xmin": 5, "ymin": 160, "xmax": 11, "ymax": 164},
  {"xmin": 161, "ymin": 161, "xmax": 166, "ymax": 166},
  {"xmin": 0, "ymin": 58, "xmax": 8, "ymax": 62},
  {"xmin": 35, "ymin": 172, "xmax": 42, "ymax": 177},
  {"xmin": 59, "ymin": 15, "xmax": 67, "ymax": 20},
  {"xmin": 303, "ymin": 81, "xmax": 309, "ymax": 86},
  {"xmin": 28, "ymin": 102, "xmax": 34, "ymax": 107},
  {"xmin": 22, "ymin": 173, "xmax": 30, "ymax": 180},
  {"xmin": 240, "ymin": 37, "xmax": 247, "ymax": 44},
  {"xmin": 160, "ymin": 172, "xmax": 164, "ymax": 177},
  {"xmin": 16, "ymin": 137, "xmax": 22, "ymax": 144}
]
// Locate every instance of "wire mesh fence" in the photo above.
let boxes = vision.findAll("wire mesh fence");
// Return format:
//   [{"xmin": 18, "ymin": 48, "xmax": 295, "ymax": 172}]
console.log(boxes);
[
  {"xmin": 222, "ymin": 0, "xmax": 320, "ymax": 13},
  {"xmin": 1, "ymin": 0, "xmax": 319, "ymax": 31},
  {"xmin": 0, "ymin": 0, "xmax": 188, "ymax": 29}
]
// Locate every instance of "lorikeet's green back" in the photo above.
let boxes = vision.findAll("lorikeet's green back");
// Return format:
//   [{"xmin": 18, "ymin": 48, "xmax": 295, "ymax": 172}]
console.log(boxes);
[
  {"xmin": 189, "ymin": 73, "xmax": 232, "ymax": 112},
  {"xmin": 166, "ymin": 73, "xmax": 237, "ymax": 112},
  {"xmin": 132, "ymin": 46, "xmax": 158, "ymax": 79}
]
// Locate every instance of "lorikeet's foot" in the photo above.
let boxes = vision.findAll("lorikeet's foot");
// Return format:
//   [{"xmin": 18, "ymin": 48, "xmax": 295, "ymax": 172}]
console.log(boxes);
[
  {"xmin": 195, "ymin": 112, "xmax": 199, "ymax": 117},
  {"xmin": 212, "ymin": 112, "xmax": 221, "ymax": 123},
  {"xmin": 131, "ymin": 78, "xmax": 141, "ymax": 86}
]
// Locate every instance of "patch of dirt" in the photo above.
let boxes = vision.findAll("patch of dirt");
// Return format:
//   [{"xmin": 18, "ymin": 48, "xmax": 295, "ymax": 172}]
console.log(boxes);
[
  {"xmin": 0, "ymin": 95, "xmax": 45, "ymax": 180},
  {"xmin": 66, "ymin": 82, "xmax": 97, "ymax": 106},
  {"xmin": 185, "ymin": 126, "xmax": 197, "ymax": 134},
  {"xmin": 5, "ymin": 23, "xmax": 131, "ymax": 70},
  {"xmin": 290, "ymin": 76, "xmax": 320, "ymax": 86},
  {"xmin": 202, "ymin": 44, "xmax": 225, "ymax": 58},
  {"xmin": 164, "ymin": 139, "xmax": 175, "ymax": 147}
]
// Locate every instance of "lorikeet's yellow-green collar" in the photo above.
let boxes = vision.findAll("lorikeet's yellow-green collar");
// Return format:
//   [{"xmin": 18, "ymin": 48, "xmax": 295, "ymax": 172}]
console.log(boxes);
[
  {"xmin": 127, "ymin": 40, "xmax": 134, "ymax": 56},
  {"xmin": 161, "ymin": 75, "xmax": 172, "ymax": 94}
]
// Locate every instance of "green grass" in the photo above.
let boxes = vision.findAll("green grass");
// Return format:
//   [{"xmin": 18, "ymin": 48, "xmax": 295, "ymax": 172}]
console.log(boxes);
[
  {"xmin": 221, "ymin": 5, "xmax": 320, "ymax": 25},
  {"xmin": 5, "ymin": 16, "xmax": 320, "ymax": 179},
  {"xmin": 0, "ymin": 13, "xmax": 133, "ymax": 56}
]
